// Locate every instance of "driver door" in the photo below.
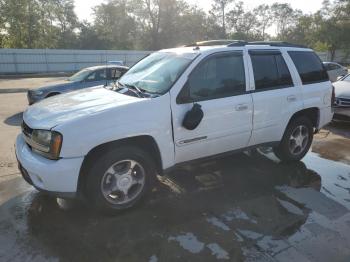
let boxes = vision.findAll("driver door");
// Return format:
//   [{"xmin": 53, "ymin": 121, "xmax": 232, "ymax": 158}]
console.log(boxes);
[{"xmin": 171, "ymin": 52, "xmax": 253, "ymax": 164}]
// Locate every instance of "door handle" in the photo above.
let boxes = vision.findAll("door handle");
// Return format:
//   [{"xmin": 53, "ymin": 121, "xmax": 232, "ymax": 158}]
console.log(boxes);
[
  {"xmin": 235, "ymin": 104, "xmax": 249, "ymax": 111},
  {"xmin": 287, "ymin": 95, "xmax": 297, "ymax": 102}
]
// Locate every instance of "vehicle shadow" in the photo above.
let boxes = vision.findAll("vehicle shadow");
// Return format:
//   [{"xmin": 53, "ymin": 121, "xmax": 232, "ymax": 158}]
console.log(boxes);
[
  {"xmin": 4, "ymin": 112, "xmax": 23, "ymax": 126},
  {"xmin": 325, "ymin": 121, "xmax": 350, "ymax": 138},
  {"xmin": 0, "ymin": 151, "xmax": 322, "ymax": 261}
]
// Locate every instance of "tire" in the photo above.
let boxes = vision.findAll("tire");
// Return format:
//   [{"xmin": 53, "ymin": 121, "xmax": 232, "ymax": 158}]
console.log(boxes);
[
  {"xmin": 274, "ymin": 116, "xmax": 314, "ymax": 162},
  {"xmin": 85, "ymin": 146, "xmax": 156, "ymax": 211}
]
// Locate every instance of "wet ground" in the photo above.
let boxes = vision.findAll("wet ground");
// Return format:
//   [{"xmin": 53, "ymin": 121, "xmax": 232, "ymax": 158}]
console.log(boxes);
[{"xmin": 1, "ymin": 78, "xmax": 350, "ymax": 262}]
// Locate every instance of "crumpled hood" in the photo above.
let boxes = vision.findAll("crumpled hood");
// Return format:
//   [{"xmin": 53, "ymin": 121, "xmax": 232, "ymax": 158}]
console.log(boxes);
[
  {"xmin": 23, "ymin": 86, "xmax": 140, "ymax": 129},
  {"xmin": 334, "ymin": 81, "xmax": 350, "ymax": 99}
]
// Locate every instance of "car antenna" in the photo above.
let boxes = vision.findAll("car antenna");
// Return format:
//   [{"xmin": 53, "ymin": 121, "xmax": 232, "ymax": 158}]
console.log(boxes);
[{"xmin": 105, "ymin": 57, "xmax": 108, "ymax": 87}]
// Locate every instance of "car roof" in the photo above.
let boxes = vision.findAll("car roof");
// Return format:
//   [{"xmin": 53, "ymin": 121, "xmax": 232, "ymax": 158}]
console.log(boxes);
[
  {"xmin": 160, "ymin": 45, "xmax": 312, "ymax": 57},
  {"xmin": 84, "ymin": 65, "xmax": 129, "ymax": 71},
  {"xmin": 159, "ymin": 41, "xmax": 313, "ymax": 56},
  {"xmin": 323, "ymin": 62, "xmax": 341, "ymax": 65}
]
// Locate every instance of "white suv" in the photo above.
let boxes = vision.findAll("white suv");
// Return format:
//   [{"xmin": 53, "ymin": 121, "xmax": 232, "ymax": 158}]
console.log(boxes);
[{"xmin": 16, "ymin": 41, "xmax": 334, "ymax": 211}]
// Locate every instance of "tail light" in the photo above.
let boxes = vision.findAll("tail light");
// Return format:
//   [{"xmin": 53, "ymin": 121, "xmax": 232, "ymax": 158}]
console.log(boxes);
[{"xmin": 331, "ymin": 85, "xmax": 336, "ymax": 107}]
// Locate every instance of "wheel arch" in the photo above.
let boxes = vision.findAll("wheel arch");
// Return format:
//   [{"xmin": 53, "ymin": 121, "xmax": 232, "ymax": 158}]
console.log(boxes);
[
  {"xmin": 288, "ymin": 107, "xmax": 320, "ymax": 130},
  {"xmin": 46, "ymin": 92, "xmax": 61, "ymax": 98},
  {"xmin": 77, "ymin": 135, "xmax": 163, "ymax": 197}
]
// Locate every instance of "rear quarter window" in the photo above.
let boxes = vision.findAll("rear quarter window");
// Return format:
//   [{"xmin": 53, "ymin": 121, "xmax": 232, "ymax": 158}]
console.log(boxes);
[{"xmin": 288, "ymin": 51, "xmax": 329, "ymax": 85}]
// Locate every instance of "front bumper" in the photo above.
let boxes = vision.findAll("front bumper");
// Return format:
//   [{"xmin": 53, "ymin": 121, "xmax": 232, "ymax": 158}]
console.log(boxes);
[
  {"xmin": 27, "ymin": 91, "xmax": 42, "ymax": 105},
  {"xmin": 15, "ymin": 134, "xmax": 84, "ymax": 197}
]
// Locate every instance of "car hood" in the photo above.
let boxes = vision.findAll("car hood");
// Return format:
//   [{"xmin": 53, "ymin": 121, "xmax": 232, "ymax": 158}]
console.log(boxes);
[
  {"xmin": 23, "ymin": 86, "xmax": 140, "ymax": 130},
  {"xmin": 334, "ymin": 81, "xmax": 350, "ymax": 99}
]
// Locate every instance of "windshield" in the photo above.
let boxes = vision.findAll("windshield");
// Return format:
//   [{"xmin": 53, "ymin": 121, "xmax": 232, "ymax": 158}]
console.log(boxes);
[
  {"xmin": 342, "ymin": 74, "xmax": 350, "ymax": 81},
  {"xmin": 119, "ymin": 52, "xmax": 197, "ymax": 94},
  {"xmin": 68, "ymin": 69, "xmax": 92, "ymax": 82}
]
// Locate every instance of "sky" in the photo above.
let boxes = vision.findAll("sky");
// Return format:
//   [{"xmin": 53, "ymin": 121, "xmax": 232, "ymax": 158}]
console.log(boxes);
[{"xmin": 74, "ymin": 0, "xmax": 324, "ymax": 22}]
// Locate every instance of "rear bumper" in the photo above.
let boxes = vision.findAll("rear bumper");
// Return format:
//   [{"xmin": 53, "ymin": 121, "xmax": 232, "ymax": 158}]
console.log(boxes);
[{"xmin": 15, "ymin": 134, "xmax": 84, "ymax": 198}]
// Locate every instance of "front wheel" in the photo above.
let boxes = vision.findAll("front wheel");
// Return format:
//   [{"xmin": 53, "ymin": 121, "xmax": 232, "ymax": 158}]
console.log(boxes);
[
  {"xmin": 274, "ymin": 117, "xmax": 314, "ymax": 162},
  {"xmin": 85, "ymin": 146, "xmax": 156, "ymax": 211}
]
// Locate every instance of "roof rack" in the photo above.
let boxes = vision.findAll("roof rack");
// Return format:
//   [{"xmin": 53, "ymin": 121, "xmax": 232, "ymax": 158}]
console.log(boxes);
[
  {"xmin": 185, "ymin": 40, "xmax": 246, "ymax": 47},
  {"xmin": 227, "ymin": 41, "xmax": 307, "ymax": 48},
  {"xmin": 184, "ymin": 40, "xmax": 308, "ymax": 49}
]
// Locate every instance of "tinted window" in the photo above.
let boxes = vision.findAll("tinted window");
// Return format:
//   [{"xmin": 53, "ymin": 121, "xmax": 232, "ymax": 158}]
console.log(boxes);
[
  {"xmin": 289, "ymin": 51, "xmax": 329, "ymax": 84},
  {"xmin": 188, "ymin": 53, "xmax": 246, "ymax": 101},
  {"xmin": 329, "ymin": 63, "xmax": 340, "ymax": 70},
  {"xmin": 250, "ymin": 53, "xmax": 293, "ymax": 90},
  {"xmin": 86, "ymin": 69, "xmax": 107, "ymax": 82}
]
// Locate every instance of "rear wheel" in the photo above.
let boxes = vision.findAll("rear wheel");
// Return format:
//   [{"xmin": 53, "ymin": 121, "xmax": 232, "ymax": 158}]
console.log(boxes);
[
  {"xmin": 85, "ymin": 146, "xmax": 156, "ymax": 211},
  {"xmin": 274, "ymin": 117, "xmax": 314, "ymax": 162}
]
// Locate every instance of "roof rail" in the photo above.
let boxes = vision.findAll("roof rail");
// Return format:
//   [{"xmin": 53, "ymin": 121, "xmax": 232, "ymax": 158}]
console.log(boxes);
[
  {"xmin": 185, "ymin": 40, "xmax": 246, "ymax": 47},
  {"xmin": 227, "ymin": 41, "xmax": 307, "ymax": 48},
  {"xmin": 183, "ymin": 40, "xmax": 308, "ymax": 48}
]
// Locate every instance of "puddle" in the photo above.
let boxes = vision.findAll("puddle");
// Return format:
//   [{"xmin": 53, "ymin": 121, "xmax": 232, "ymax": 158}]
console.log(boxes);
[
  {"xmin": 207, "ymin": 243, "xmax": 230, "ymax": 260},
  {"xmin": 168, "ymin": 233, "xmax": 205, "ymax": 254},
  {"xmin": 206, "ymin": 217, "xmax": 230, "ymax": 231}
]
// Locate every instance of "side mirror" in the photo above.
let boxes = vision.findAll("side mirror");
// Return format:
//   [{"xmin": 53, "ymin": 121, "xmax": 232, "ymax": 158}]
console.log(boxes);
[{"xmin": 182, "ymin": 103, "xmax": 204, "ymax": 130}]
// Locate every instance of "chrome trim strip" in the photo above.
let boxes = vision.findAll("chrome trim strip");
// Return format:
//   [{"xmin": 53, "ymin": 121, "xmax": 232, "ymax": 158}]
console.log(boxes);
[{"xmin": 178, "ymin": 136, "xmax": 208, "ymax": 145}]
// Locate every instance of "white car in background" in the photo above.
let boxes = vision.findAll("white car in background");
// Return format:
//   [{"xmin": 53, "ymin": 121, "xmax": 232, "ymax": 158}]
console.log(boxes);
[
  {"xmin": 323, "ymin": 62, "xmax": 348, "ymax": 82},
  {"xmin": 333, "ymin": 74, "xmax": 350, "ymax": 121}
]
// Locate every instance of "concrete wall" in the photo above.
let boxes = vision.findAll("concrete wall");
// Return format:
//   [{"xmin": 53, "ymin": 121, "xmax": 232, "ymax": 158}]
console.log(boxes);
[{"xmin": 0, "ymin": 49, "xmax": 152, "ymax": 74}]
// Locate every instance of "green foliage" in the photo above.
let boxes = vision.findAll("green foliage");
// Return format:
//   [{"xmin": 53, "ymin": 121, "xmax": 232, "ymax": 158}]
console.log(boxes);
[{"xmin": 0, "ymin": 0, "xmax": 349, "ymax": 52}]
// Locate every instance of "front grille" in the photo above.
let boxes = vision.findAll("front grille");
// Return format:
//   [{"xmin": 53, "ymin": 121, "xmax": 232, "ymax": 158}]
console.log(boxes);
[{"xmin": 335, "ymin": 97, "xmax": 350, "ymax": 107}]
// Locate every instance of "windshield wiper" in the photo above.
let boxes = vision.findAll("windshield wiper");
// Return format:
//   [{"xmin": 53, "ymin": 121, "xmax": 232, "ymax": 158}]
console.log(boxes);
[{"xmin": 124, "ymin": 83, "xmax": 146, "ymax": 98}]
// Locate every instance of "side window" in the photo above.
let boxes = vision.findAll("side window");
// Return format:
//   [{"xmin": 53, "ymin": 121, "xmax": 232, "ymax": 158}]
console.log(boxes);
[
  {"xmin": 288, "ymin": 51, "xmax": 329, "ymax": 84},
  {"xmin": 86, "ymin": 69, "xmax": 107, "ymax": 82},
  {"xmin": 109, "ymin": 68, "xmax": 122, "ymax": 80},
  {"xmin": 329, "ymin": 63, "xmax": 340, "ymax": 70},
  {"xmin": 250, "ymin": 52, "xmax": 293, "ymax": 90},
  {"xmin": 187, "ymin": 53, "xmax": 246, "ymax": 101}
]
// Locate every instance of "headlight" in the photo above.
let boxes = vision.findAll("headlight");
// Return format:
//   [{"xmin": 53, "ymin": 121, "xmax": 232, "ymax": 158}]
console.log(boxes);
[{"xmin": 30, "ymin": 130, "xmax": 63, "ymax": 160}]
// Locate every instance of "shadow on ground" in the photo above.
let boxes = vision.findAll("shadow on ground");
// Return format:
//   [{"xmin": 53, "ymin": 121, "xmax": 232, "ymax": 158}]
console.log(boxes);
[
  {"xmin": 325, "ymin": 121, "xmax": 350, "ymax": 139},
  {"xmin": 4, "ymin": 112, "xmax": 23, "ymax": 126}
]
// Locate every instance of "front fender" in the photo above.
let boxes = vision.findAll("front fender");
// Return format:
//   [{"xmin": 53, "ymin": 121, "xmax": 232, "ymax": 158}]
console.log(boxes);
[{"xmin": 54, "ymin": 93, "xmax": 175, "ymax": 169}]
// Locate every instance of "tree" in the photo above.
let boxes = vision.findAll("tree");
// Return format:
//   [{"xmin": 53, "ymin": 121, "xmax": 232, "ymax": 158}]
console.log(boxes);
[
  {"xmin": 210, "ymin": 0, "xmax": 235, "ymax": 38},
  {"xmin": 253, "ymin": 4, "xmax": 274, "ymax": 40},
  {"xmin": 0, "ymin": 0, "xmax": 79, "ymax": 48},
  {"xmin": 226, "ymin": 2, "xmax": 260, "ymax": 40},
  {"xmin": 93, "ymin": 0, "xmax": 137, "ymax": 50},
  {"xmin": 271, "ymin": 3, "xmax": 302, "ymax": 40}
]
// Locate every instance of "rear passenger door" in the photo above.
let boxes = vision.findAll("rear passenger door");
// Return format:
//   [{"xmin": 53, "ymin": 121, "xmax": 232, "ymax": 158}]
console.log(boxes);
[{"xmin": 248, "ymin": 50, "xmax": 303, "ymax": 146}]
